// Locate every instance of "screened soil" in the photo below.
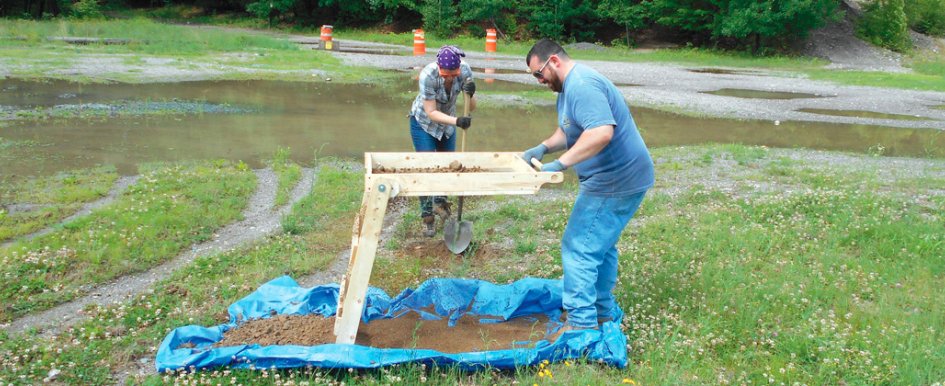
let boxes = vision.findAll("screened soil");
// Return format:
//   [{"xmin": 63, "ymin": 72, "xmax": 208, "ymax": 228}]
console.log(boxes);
[
  {"xmin": 213, "ymin": 312, "xmax": 557, "ymax": 353},
  {"xmin": 373, "ymin": 164, "xmax": 485, "ymax": 173}
]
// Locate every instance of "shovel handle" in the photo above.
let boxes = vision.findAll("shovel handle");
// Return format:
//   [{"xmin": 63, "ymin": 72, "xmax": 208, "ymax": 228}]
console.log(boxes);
[
  {"xmin": 530, "ymin": 158, "xmax": 543, "ymax": 171},
  {"xmin": 458, "ymin": 91, "xmax": 470, "ymax": 153}
]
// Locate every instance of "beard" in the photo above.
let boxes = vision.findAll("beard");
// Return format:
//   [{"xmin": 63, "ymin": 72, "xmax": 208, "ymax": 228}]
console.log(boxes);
[
  {"xmin": 547, "ymin": 76, "xmax": 563, "ymax": 93},
  {"xmin": 545, "ymin": 73, "xmax": 564, "ymax": 92}
]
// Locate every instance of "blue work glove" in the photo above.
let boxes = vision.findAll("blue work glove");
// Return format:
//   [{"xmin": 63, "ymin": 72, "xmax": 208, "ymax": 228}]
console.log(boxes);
[
  {"xmin": 541, "ymin": 159, "xmax": 567, "ymax": 172},
  {"xmin": 522, "ymin": 143, "xmax": 548, "ymax": 163},
  {"xmin": 462, "ymin": 79, "xmax": 476, "ymax": 97}
]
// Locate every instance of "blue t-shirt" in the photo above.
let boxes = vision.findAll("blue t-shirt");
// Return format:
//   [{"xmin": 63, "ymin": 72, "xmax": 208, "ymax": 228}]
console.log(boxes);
[{"xmin": 557, "ymin": 63, "xmax": 654, "ymax": 196}]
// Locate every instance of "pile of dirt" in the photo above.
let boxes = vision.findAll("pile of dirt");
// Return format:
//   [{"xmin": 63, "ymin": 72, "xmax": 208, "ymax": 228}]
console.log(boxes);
[{"xmin": 213, "ymin": 312, "xmax": 557, "ymax": 353}]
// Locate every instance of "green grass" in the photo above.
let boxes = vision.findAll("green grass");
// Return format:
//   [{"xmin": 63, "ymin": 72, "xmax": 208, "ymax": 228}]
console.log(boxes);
[
  {"xmin": 806, "ymin": 67, "xmax": 945, "ymax": 91},
  {"xmin": 0, "ymin": 162, "xmax": 361, "ymax": 384},
  {"xmin": 1, "ymin": 165, "xmax": 117, "ymax": 204},
  {"xmin": 267, "ymin": 147, "xmax": 303, "ymax": 207},
  {"xmin": 0, "ymin": 18, "xmax": 295, "ymax": 54},
  {"xmin": 622, "ymin": 189, "xmax": 943, "ymax": 383},
  {"xmin": 0, "ymin": 146, "xmax": 943, "ymax": 384},
  {"xmin": 0, "ymin": 165, "xmax": 118, "ymax": 241},
  {"xmin": 0, "ymin": 18, "xmax": 380, "ymax": 83},
  {"xmin": 0, "ymin": 160, "xmax": 255, "ymax": 322}
]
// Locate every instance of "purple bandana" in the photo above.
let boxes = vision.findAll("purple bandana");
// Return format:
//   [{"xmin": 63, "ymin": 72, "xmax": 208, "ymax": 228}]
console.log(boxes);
[{"xmin": 436, "ymin": 45, "xmax": 465, "ymax": 70}]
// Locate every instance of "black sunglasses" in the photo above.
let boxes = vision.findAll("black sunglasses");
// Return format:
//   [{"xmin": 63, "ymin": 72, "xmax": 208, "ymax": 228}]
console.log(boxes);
[{"xmin": 532, "ymin": 56, "xmax": 552, "ymax": 79}]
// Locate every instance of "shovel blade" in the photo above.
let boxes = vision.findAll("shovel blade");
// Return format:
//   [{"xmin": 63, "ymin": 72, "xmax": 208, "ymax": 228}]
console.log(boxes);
[{"xmin": 444, "ymin": 219, "xmax": 473, "ymax": 254}]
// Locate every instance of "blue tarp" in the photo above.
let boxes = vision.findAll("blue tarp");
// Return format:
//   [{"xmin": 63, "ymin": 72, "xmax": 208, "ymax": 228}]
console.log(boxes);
[{"xmin": 156, "ymin": 276, "xmax": 628, "ymax": 372}]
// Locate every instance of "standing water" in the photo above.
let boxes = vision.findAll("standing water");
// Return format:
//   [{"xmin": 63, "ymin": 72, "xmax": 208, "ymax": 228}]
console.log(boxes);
[{"xmin": 0, "ymin": 78, "xmax": 942, "ymax": 177}]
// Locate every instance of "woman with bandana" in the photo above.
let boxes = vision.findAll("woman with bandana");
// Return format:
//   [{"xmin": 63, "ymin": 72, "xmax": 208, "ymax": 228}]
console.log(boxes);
[{"xmin": 408, "ymin": 45, "xmax": 477, "ymax": 237}]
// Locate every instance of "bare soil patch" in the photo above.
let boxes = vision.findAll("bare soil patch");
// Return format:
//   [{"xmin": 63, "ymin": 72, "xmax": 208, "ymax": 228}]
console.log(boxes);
[{"xmin": 214, "ymin": 313, "xmax": 555, "ymax": 353}]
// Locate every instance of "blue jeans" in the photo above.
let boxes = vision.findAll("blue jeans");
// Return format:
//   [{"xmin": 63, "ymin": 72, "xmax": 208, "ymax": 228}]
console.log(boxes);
[
  {"xmin": 410, "ymin": 116, "xmax": 455, "ymax": 217},
  {"xmin": 561, "ymin": 190, "xmax": 646, "ymax": 328}
]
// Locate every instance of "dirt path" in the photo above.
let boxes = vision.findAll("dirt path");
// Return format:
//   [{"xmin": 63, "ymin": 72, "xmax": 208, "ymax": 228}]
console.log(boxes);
[
  {"xmin": 2, "ymin": 167, "xmax": 315, "ymax": 337},
  {"xmin": 1, "ymin": 176, "xmax": 139, "ymax": 249}
]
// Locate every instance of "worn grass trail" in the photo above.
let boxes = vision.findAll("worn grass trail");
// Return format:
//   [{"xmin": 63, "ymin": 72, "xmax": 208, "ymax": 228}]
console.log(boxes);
[
  {"xmin": 3, "ymin": 167, "xmax": 315, "ymax": 337},
  {"xmin": 0, "ymin": 166, "xmax": 121, "ymax": 244},
  {"xmin": 1, "ymin": 176, "xmax": 138, "ymax": 249},
  {"xmin": 0, "ymin": 161, "xmax": 258, "ymax": 322}
]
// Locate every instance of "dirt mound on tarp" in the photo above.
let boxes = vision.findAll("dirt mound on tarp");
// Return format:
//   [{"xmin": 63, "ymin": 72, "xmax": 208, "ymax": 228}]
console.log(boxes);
[{"xmin": 215, "ymin": 312, "xmax": 556, "ymax": 353}]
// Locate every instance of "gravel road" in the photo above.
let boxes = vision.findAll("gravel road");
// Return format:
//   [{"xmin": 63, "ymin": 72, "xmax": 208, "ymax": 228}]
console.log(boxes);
[{"xmin": 326, "ymin": 38, "xmax": 945, "ymax": 130}]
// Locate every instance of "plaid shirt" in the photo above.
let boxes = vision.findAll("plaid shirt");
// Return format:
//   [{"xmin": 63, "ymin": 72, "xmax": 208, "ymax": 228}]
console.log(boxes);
[{"xmin": 409, "ymin": 61, "xmax": 474, "ymax": 141}]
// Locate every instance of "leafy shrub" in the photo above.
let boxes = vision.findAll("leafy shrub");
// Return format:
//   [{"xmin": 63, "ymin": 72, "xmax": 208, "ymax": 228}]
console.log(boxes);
[
  {"xmin": 71, "ymin": 0, "xmax": 105, "ymax": 19},
  {"xmin": 858, "ymin": 0, "xmax": 912, "ymax": 52},
  {"xmin": 526, "ymin": 0, "xmax": 601, "ymax": 42},
  {"xmin": 904, "ymin": 0, "xmax": 945, "ymax": 36},
  {"xmin": 418, "ymin": 0, "xmax": 461, "ymax": 37}
]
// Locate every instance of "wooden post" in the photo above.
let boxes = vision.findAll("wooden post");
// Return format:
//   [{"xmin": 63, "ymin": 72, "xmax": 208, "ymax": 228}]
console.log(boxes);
[{"xmin": 334, "ymin": 178, "xmax": 394, "ymax": 344}]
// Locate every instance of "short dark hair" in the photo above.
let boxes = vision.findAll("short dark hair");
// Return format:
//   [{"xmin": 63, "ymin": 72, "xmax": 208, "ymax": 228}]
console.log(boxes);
[{"xmin": 526, "ymin": 38, "xmax": 569, "ymax": 65}]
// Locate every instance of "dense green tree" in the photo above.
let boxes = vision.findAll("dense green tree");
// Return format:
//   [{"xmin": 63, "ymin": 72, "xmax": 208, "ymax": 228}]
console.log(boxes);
[
  {"xmin": 525, "ymin": 0, "xmax": 602, "ymax": 42},
  {"xmin": 714, "ymin": 0, "xmax": 838, "ymax": 51},
  {"xmin": 458, "ymin": 0, "xmax": 515, "ymax": 37},
  {"xmin": 367, "ymin": 0, "xmax": 420, "ymax": 26},
  {"xmin": 417, "ymin": 0, "xmax": 459, "ymax": 36},
  {"xmin": 640, "ymin": 0, "xmax": 837, "ymax": 50},
  {"xmin": 904, "ymin": 0, "xmax": 945, "ymax": 36},
  {"xmin": 246, "ymin": 0, "xmax": 294, "ymax": 23},
  {"xmin": 858, "ymin": 0, "xmax": 911, "ymax": 51},
  {"xmin": 597, "ymin": 0, "xmax": 647, "ymax": 46}
]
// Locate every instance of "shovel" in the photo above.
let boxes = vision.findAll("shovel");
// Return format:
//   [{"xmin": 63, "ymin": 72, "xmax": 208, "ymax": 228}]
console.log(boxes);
[{"xmin": 444, "ymin": 89, "xmax": 474, "ymax": 254}]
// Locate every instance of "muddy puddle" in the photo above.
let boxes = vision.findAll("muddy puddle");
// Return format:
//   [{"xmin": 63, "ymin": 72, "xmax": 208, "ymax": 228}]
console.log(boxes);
[
  {"xmin": 1, "ymin": 78, "xmax": 943, "ymax": 177},
  {"xmin": 470, "ymin": 67, "xmax": 526, "ymax": 75},
  {"xmin": 702, "ymin": 88, "xmax": 823, "ymax": 100},
  {"xmin": 688, "ymin": 68, "xmax": 759, "ymax": 75},
  {"xmin": 797, "ymin": 108, "xmax": 935, "ymax": 121}
]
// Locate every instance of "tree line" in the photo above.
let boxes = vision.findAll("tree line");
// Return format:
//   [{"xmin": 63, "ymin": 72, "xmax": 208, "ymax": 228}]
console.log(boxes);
[{"xmin": 4, "ymin": 0, "xmax": 943, "ymax": 53}]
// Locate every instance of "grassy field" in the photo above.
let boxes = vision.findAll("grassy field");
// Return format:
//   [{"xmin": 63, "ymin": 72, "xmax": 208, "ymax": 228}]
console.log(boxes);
[
  {"xmin": 269, "ymin": 147, "xmax": 303, "ymax": 207},
  {"xmin": 0, "ymin": 145, "xmax": 942, "ymax": 384},
  {"xmin": 0, "ymin": 165, "xmax": 118, "ymax": 241},
  {"xmin": 0, "ymin": 160, "xmax": 256, "ymax": 322},
  {"xmin": 2, "ymin": 18, "xmax": 944, "ymax": 91},
  {"xmin": 0, "ymin": 18, "xmax": 393, "ymax": 83}
]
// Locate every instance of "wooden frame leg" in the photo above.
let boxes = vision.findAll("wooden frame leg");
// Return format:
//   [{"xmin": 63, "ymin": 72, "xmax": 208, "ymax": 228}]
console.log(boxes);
[{"xmin": 334, "ymin": 179, "xmax": 393, "ymax": 344}]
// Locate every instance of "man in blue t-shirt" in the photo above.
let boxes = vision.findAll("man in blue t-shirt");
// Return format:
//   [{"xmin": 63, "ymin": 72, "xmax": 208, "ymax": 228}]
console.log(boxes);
[{"xmin": 522, "ymin": 39, "xmax": 655, "ymax": 334}]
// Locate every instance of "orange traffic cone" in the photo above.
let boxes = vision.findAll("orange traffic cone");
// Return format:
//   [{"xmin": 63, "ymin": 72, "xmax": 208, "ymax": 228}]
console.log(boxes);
[
  {"xmin": 413, "ymin": 29, "xmax": 426, "ymax": 56},
  {"xmin": 485, "ymin": 28, "xmax": 497, "ymax": 52},
  {"xmin": 320, "ymin": 25, "xmax": 333, "ymax": 42}
]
